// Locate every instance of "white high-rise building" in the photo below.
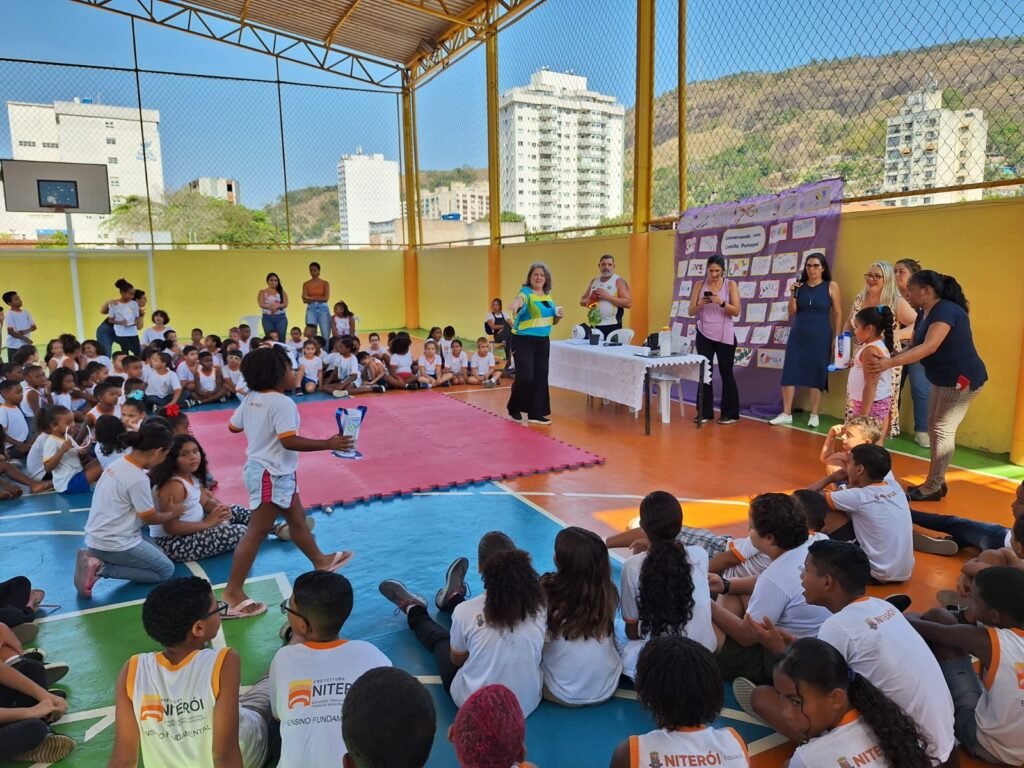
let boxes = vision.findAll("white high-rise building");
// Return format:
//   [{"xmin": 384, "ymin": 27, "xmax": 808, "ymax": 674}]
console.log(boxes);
[
  {"xmin": 499, "ymin": 70, "xmax": 625, "ymax": 232},
  {"xmin": 188, "ymin": 177, "xmax": 239, "ymax": 204},
  {"xmin": 420, "ymin": 181, "xmax": 490, "ymax": 222},
  {"xmin": 337, "ymin": 150, "xmax": 401, "ymax": 246},
  {"xmin": 0, "ymin": 98, "xmax": 163, "ymax": 244},
  {"xmin": 881, "ymin": 81, "xmax": 987, "ymax": 207}
]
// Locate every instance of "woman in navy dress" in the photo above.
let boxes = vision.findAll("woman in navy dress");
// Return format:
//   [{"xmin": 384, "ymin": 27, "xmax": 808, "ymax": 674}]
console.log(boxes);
[{"xmin": 771, "ymin": 253, "xmax": 842, "ymax": 428}]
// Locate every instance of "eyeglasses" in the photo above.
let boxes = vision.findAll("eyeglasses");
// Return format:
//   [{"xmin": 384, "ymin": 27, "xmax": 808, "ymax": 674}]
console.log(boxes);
[
  {"xmin": 279, "ymin": 598, "xmax": 308, "ymax": 624},
  {"xmin": 203, "ymin": 601, "xmax": 229, "ymax": 619},
  {"xmin": 864, "ymin": 273, "xmax": 884, "ymax": 280},
  {"xmin": 805, "ymin": 263, "xmax": 823, "ymax": 268}
]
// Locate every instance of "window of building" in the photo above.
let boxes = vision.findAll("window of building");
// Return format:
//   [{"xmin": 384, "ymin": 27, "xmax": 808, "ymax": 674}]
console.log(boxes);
[
  {"xmin": 42, "ymin": 142, "xmax": 58, "ymax": 149},
  {"xmin": 17, "ymin": 140, "xmax": 36, "ymax": 147},
  {"xmin": 108, "ymin": 156, "xmax": 118, "ymax": 164},
  {"xmin": 105, "ymin": 121, "xmax": 114, "ymax": 129},
  {"xmin": 106, "ymin": 137, "xmax": 116, "ymax": 145},
  {"xmin": 923, "ymin": 197, "xmax": 932, "ymax": 204},
  {"xmin": 110, "ymin": 178, "xmax": 120, "ymax": 188}
]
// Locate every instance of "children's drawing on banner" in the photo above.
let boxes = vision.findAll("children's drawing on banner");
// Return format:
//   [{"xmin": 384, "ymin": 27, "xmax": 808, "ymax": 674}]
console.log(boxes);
[
  {"xmin": 677, "ymin": 261, "xmax": 688, "ymax": 278},
  {"xmin": 728, "ymin": 257, "xmax": 750, "ymax": 277},
  {"xmin": 769, "ymin": 301, "xmax": 790, "ymax": 322},
  {"xmin": 758, "ymin": 280, "xmax": 780, "ymax": 299},
  {"xmin": 799, "ymin": 185, "xmax": 833, "ymax": 213},
  {"xmin": 792, "ymin": 218, "xmax": 816, "ymax": 239},
  {"xmin": 734, "ymin": 326, "xmax": 751, "ymax": 344},
  {"xmin": 735, "ymin": 347, "xmax": 754, "ymax": 368},
  {"xmin": 750, "ymin": 255, "xmax": 772, "ymax": 276},
  {"xmin": 677, "ymin": 281, "xmax": 693, "ymax": 298},
  {"xmin": 750, "ymin": 326, "xmax": 772, "ymax": 345},
  {"xmin": 686, "ymin": 325, "xmax": 697, "ymax": 341},
  {"xmin": 687, "ymin": 259, "xmax": 708, "ymax": 277},
  {"xmin": 746, "ymin": 303, "xmax": 767, "ymax": 323},
  {"xmin": 671, "ymin": 301, "xmax": 681, "ymax": 317},
  {"xmin": 738, "ymin": 282, "xmax": 756, "ymax": 299},
  {"xmin": 772, "ymin": 252, "xmax": 799, "ymax": 273},
  {"xmin": 773, "ymin": 326, "xmax": 791, "ymax": 345},
  {"xmin": 757, "ymin": 348, "xmax": 787, "ymax": 369},
  {"xmin": 784, "ymin": 277, "xmax": 799, "ymax": 296},
  {"xmin": 769, "ymin": 222, "xmax": 788, "ymax": 244},
  {"xmin": 778, "ymin": 194, "xmax": 799, "ymax": 218},
  {"xmin": 698, "ymin": 235, "xmax": 719, "ymax": 253},
  {"xmin": 685, "ymin": 237, "xmax": 696, "ymax": 255}
]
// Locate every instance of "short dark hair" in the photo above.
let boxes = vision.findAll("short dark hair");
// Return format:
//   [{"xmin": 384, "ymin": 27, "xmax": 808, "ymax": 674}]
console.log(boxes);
[
  {"xmin": 636, "ymin": 636, "xmax": 723, "ymax": 729},
  {"xmin": 1, "ymin": 291, "xmax": 16, "ymax": 304},
  {"xmin": 974, "ymin": 567, "xmax": 1024, "ymax": 623},
  {"xmin": 309, "ymin": 261, "xmax": 321, "ymax": 270},
  {"xmin": 142, "ymin": 577, "xmax": 214, "ymax": 647},
  {"xmin": 198, "ymin": 351, "xmax": 213, "ymax": 361},
  {"xmin": 342, "ymin": 667, "xmax": 435, "ymax": 768},
  {"xmin": 292, "ymin": 571, "xmax": 353, "ymax": 636},
  {"xmin": 241, "ymin": 346, "xmax": 291, "ymax": 391},
  {"xmin": 807, "ymin": 540, "xmax": 870, "ymax": 595},
  {"xmin": 0, "ymin": 379, "xmax": 20, "ymax": 396},
  {"xmin": 122, "ymin": 355, "xmax": 141, "ymax": 368},
  {"xmin": 850, "ymin": 444, "xmax": 891, "ymax": 482},
  {"xmin": 749, "ymin": 493, "xmax": 808, "ymax": 551},
  {"xmin": 227, "ymin": 349, "xmax": 242, "ymax": 360},
  {"xmin": 791, "ymin": 489, "xmax": 828, "ymax": 532},
  {"xmin": 93, "ymin": 380, "xmax": 119, "ymax": 399}
]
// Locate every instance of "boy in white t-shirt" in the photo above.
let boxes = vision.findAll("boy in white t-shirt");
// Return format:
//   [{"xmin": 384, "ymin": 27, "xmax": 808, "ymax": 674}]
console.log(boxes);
[
  {"xmin": 909, "ymin": 567, "xmax": 1024, "ymax": 766},
  {"xmin": 221, "ymin": 347, "xmax": 354, "ymax": 619},
  {"xmin": 109, "ymin": 577, "xmax": 270, "ymax": 768},
  {"xmin": 468, "ymin": 337, "xmax": 501, "ymax": 388},
  {"xmin": 271, "ymin": 571, "xmax": 391, "ymax": 767},
  {"xmin": 811, "ymin": 443, "xmax": 914, "ymax": 583},
  {"xmin": 3, "ymin": 291, "xmax": 36, "ymax": 363},
  {"xmin": 0, "ymin": 380, "xmax": 33, "ymax": 459},
  {"xmin": 740, "ymin": 539, "xmax": 956, "ymax": 765}
]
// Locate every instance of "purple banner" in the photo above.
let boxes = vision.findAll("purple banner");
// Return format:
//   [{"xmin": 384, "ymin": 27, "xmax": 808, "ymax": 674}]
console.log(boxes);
[{"xmin": 670, "ymin": 178, "xmax": 844, "ymax": 418}]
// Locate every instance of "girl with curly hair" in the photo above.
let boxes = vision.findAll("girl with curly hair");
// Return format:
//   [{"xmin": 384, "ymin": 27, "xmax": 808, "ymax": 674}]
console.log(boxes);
[
  {"xmin": 378, "ymin": 531, "xmax": 548, "ymax": 717},
  {"xmin": 620, "ymin": 491, "xmax": 716, "ymax": 681},
  {"xmin": 540, "ymin": 527, "xmax": 621, "ymax": 706},
  {"xmin": 770, "ymin": 638, "xmax": 933, "ymax": 768}
]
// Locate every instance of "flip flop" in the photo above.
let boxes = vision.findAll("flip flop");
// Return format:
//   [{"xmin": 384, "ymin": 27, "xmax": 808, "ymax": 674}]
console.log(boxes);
[
  {"xmin": 223, "ymin": 598, "xmax": 268, "ymax": 620},
  {"xmin": 323, "ymin": 551, "xmax": 355, "ymax": 572}
]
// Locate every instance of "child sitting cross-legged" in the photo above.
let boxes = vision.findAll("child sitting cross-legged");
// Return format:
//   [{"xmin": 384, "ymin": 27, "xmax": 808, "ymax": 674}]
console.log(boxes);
[
  {"xmin": 41, "ymin": 405, "xmax": 103, "ymax": 495},
  {"xmin": 193, "ymin": 351, "xmax": 227, "ymax": 405},
  {"xmin": 341, "ymin": 667, "xmax": 436, "ymax": 768},
  {"xmin": 449, "ymin": 684, "xmax": 539, "ymax": 768},
  {"xmin": 378, "ymin": 532, "xmax": 547, "ymax": 717},
  {"xmin": 908, "ymin": 566, "xmax": 1024, "ymax": 766},
  {"xmin": 609, "ymin": 636, "xmax": 750, "ymax": 768},
  {"xmin": 444, "ymin": 338, "xmax": 469, "ymax": 385},
  {"xmin": 325, "ymin": 337, "xmax": 384, "ymax": 397},
  {"xmin": 297, "ymin": 340, "xmax": 323, "ymax": 396},
  {"xmin": 417, "ymin": 339, "xmax": 451, "ymax": 389},
  {"xmin": 384, "ymin": 335, "xmax": 417, "ymax": 390},
  {"xmin": 271, "ymin": 571, "xmax": 392, "ymax": 767},
  {"xmin": 356, "ymin": 352, "xmax": 387, "ymax": 392},
  {"xmin": 108, "ymin": 577, "xmax": 270, "ymax": 768},
  {"xmin": 0, "ymin": 423, "xmax": 51, "ymax": 496},
  {"xmin": 0, "ymin": 634, "xmax": 72, "ymax": 764},
  {"xmin": 468, "ymin": 337, "xmax": 502, "ymax": 388},
  {"xmin": 222, "ymin": 349, "xmax": 249, "ymax": 399}
]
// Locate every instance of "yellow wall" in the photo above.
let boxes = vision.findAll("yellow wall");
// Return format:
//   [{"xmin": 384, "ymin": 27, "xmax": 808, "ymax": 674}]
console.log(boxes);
[
  {"xmin": 646, "ymin": 197, "xmax": 1024, "ymax": 454},
  {"xmin": 418, "ymin": 245, "xmax": 489, "ymax": 339},
  {"xmin": 500, "ymin": 235, "xmax": 632, "ymax": 340},
  {"xmin": 0, "ymin": 252, "xmax": 79, "ymax": 346}
]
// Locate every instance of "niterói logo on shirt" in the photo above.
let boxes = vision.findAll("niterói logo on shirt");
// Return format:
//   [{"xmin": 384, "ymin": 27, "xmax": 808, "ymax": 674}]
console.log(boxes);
[
  {"xmin": 138, "ymin": 693, "xmax": 209, "ymax": 734},
  {"xmin": 285, "ymin": 675, "xmax": 356, "ymax": 711},
  {"xmin": 139, "ymin": 695, "xmax": 164, "ymax": 722},
  {"xmin": 837, "ymin": 745, "xmax": 885, "ymax": 767},
  {"xmin": 1014, "ymin": 662, "xmax": 1024, "ymax": 689},
  {"xmin": 287, "ymin": 679, "xmax": 313, "ymax": 708},
  {"xmin": 645, "ymin": 748, "xmax": 746, "ymax": 766}
]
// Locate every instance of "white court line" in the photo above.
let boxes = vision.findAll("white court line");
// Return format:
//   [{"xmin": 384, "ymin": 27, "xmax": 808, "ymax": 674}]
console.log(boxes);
[
  {"xmin": 185, "ymin": 561, "xmax": 226, "ymax": 650},
  {"xmin": 69, "ymin": 507, "xmax": 90, "ymax": 513},
  {"xmin": 448, "ymin": 386, "xmax": 512, "ymax": 393},
  {"xmin": 0, "ymin": 509, "xmax": 61, "ymax": 521},
  {"xmin": 0, "ymin": 530, "xmax": 82, "ymax": 537},
  {"xmin": 479, "ymin": 490, "xmax": 556, "ymax": 496},
  {"xmin": 412, "ymin": 491, "xmax": 475, "ymax": 496},
  {"xmin": 492, "ymin": 481, "xmax": 567, "ymax": 529}
]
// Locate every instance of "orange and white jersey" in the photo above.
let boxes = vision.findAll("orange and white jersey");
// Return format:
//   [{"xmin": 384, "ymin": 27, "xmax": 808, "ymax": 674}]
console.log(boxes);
[
  {"xmin": 976, "ymin": 627, "xmax": 1024, "ymax": 765},
  {"xmin": 628, "ymin": 726, "xmax": 749, "ymax": 767},
  {"xmin": 789, "ymin": 711, "xmax": 889, "ymax": 768}
]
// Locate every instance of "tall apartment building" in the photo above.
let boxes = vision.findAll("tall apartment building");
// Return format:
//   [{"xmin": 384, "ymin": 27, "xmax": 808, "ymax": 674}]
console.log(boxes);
[
  {"xmin": 881, "ymin": 82, "xmax": 987, "ymax": 207},
  {"xmin": 420, "ymin": 181, "xmax": 490, "ymax": 222},
  {"xmin": 0, "ymin": 97, "xmax": 164, "ymax": 243},
  {"xmin": 499, "ymin": 70, "xmax": 625, "ymax": 232},
  {"xmin": 336, "ymin": 150, "xmax": 400, "ymax": 246},
  {"xmin": 188, "ymin": 176, "xmax": 239, "ymax": 204}
]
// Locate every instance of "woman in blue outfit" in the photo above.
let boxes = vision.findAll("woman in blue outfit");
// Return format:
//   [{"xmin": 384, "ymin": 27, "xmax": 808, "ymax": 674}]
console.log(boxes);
[
  {"xmin": 506, "ymin": 262, "xmax": 564, "ymax": 426},
  {"xmin": 772, "ymin": 253, "xmax": 843, "ymax": 428}
]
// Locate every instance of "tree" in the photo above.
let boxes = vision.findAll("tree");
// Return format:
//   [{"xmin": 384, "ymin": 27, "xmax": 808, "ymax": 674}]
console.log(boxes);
[
  {"xmin": 941, "ymin": 87, "xmax": 965, "ymax": 110},
  {"xmin": 480, "ymin": 211, "xmax": 526, "ymax": 223},
  {"xmin": 35, "ymin": 231, "xmax": 68, "ymax": 249}
]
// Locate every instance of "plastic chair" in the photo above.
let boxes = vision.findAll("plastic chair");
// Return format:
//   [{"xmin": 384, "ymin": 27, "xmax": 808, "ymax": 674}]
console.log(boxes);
[
  {"xmin": 649, "ymin": 371, "xmax": 687, "ymax": 424},
  {"xmin": 605, "ymin": 328, "xmax": 635, "ymax": 345},
  {"xmin": 241, "ymin": 314, "xmax": 261, "ymax": 334}
]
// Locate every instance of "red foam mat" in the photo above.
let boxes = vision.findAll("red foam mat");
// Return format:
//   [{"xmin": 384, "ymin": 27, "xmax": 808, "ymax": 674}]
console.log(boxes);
[{"xmin": 187, "ymin": 393, "xmax": 604, "ymax": 508}]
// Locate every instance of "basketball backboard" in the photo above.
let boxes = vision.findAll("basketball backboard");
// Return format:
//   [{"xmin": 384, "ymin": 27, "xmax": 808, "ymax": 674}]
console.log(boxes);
[{"xmin": 0, "ymin": 159, "xmax": 110, "ymax": 214}]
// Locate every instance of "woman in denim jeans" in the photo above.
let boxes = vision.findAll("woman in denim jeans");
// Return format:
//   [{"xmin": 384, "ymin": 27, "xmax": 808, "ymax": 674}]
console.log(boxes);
[
  {"xmin": 301, "ymin": 261, "xmax": 332, "ymax": 341},
  {"xmin": 257, "ymin": 272, "xmax": 289, "ymax": 340},
  {"xmin": 894, "ymin": 258, "xmax": 932, "ymax": 448}
]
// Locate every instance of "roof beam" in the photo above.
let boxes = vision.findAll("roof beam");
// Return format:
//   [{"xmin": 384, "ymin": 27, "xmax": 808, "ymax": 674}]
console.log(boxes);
[
  {"xmin": 69, "ymin": 0, "xmax": 403, "ymax": 90},
  {"xmin": 238, "ymin": 0, "xmax": 251, "ymax": 26},
  {"xmin": 391, "ymin": 0, "xmax": 484, "ymax": 28},
  {"xmin": 324, "ymin": 0, "xmax": 363, "ymax": 49}
]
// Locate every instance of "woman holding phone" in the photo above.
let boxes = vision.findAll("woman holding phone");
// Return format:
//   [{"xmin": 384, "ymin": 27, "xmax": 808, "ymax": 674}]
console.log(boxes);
[
  {"xmin": 772, "ymin": 253, "xmax": 842, "ymax": 428},
  {"xmin": 688, "ymin": 255, "xmax": 741, "ymax": 424}
]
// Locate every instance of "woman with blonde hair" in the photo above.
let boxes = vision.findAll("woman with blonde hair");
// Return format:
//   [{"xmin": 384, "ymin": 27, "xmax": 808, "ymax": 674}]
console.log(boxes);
[{"xmin": 843, "ymin": 261, "xmax": 916, "ymax": 436}]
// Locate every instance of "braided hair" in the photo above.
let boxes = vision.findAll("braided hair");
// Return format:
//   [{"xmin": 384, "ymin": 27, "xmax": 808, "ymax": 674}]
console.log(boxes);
[{"xmin": 636, "ymin": 491, "xmax": 695, "ymax": 639}]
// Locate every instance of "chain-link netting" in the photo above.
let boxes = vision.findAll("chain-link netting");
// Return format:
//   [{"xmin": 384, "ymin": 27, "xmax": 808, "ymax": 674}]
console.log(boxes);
[
  {"xmin": 498, "ymin": 0, "xmax": 635, "ymax": 237},
  {"xmin": 675, "ymin": 0, "xmax": 1024, "ymax": 210}
]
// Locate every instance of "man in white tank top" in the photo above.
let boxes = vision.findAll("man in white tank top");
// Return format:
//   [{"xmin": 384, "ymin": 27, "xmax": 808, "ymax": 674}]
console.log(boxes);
[
  {"xmin": 579, "ymin": 254, "xmax": 632, "ymax": 338},
  {"xmin": 109, "ymin": 577, "xmax": 270, "ymax": 768}
]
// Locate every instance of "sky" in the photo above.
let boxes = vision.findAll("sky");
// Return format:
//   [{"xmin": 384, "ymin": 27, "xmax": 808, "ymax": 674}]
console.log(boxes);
[{"xmin": 0, "ymin": 0, "xmax": 1019, "ymax": 208}]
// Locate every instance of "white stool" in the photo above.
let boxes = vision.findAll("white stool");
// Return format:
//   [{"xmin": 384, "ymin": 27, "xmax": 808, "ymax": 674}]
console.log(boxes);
[{"xmin": 650, "ymin": 371, "xmax": 686, "ymax": 424}]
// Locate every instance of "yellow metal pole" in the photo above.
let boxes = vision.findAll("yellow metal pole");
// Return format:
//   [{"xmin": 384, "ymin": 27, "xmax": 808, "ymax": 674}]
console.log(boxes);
[
  {"xmin": 1011, "ymin": 329, "xmax": 1024, "ymax": 466},
  {"xmin": 401, "ymin": 72, "xmax": 420, "ymax": 330},
  {"xmin": 630, "ymin": 0, "xmax": 655, "ymax": 338},
  {"xmin": 485, "ymin": 0, "xmax": 502, "ymax": 304},
  {"xmin": 678, "ymin": 0, "xmax": 687, "ymax": 213},
  {"xmin": 410, "ymin": 84, "xmax": 424, "ymax": 249}
]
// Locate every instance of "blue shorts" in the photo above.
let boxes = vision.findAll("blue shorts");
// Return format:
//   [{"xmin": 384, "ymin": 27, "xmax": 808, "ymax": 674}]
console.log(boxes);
[
  {"xmin": 243, "ymin": 462, "xmax": 297, "ymax": 510},
  {"xmin": 302, "ymin": 377, "xmax": 317, "ymax": 388},
  {"xmin": 61, "ymin": 470, "xmax": 91, "ymax": 495}
]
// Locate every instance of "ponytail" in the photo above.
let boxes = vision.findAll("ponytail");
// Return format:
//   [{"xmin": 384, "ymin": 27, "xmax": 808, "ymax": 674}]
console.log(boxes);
[
  {"xmin": 481, "ymin": 549, "xmax": 545, "ymax": 631},
  {"xmin": 854, "ymin": 306, "xmax": 895, "ymax": 355},
  {"xmin": 778, "ymin": 639, "xmax": 932, "ymax": 768},
  {"xmin": 118, "ymin": 421, "xmax": 173, "ymax": 452},
  {"xmin": 909, "ymin": 269, "xmax": 969, "ymax": 313},
  {"xmin": 637, "ymin": 539, "xmax": 696, "ymax": 638}
]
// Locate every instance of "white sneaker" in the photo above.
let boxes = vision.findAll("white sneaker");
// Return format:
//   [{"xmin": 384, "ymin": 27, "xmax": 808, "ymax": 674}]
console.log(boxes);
[
  {"xmin": 768, "ymin": 413, "xmax": 792, "ymax": 426},
  {"xmin": 915, "ymin": 432, "xmax": 931, "ymax": 448},
  {"xmin": 807, "ymin": 414, "xmax": 819, "ymax": 428}
]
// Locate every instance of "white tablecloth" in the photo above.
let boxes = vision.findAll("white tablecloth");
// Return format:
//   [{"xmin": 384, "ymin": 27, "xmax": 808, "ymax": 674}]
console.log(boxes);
[{"xmin": 548, "ymin": 341, "xmax": 709, "ymax": 411}]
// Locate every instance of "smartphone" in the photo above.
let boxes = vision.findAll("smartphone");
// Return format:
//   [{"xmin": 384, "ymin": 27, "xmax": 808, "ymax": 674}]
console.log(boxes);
[{"xmin": 703, "ymin": 291, "xmax": 713, "ymax": 298}]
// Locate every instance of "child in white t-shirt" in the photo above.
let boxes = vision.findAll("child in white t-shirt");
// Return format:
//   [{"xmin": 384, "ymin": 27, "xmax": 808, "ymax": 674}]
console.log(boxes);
[
  {"xmin": 3, "ymin": 291, "xmax": 36, "ymax": 358},
  {"xmin": 846, "ymin": 306, "xmax": 895, "ymax": 426},
  {"xmin": 812, "ymin": 443, "xmax": 914, "ymax": 583},
  {"xmin": 194, "ymin": 351, "xmax": 227, "ymax": 405},
  {"xmin": 74, "ymin": 422, "xmax": 179, "ymax": 597},
  {"xmin": 297, "ymin": 341, "xmax": 323, "ymax": 396},
  {"xmin": 41, "ymin": 406, "xmax": 103, "ymax": 495},
  {"xmin": 356, "ymin": 352, "xmax": 387, "ymax": 393},
  {"xmin": 0, "ymin": 380, "xmax": 33, "ymax": 459},
  {"xmin": 440, "ymin": 325, "xmax": 456, "ymax": 363},
  {"xmin": 365, "ymin": 332, "xmax": 388, "ymax": 362},
  {"xmin": 222, "ymin": 350, "xmax": 249, "ymax": 399},
  {"xmin": 609, "ymin": 636, "xmax": 749, "ymax": 768},
  {"xmin": 379, "ymin": 532, "xmax": 547, "ymax": 717},
  {"xmin": 325, "ymin": 338, "xmax": 381, "ymax": 397},
  {"xmin": 222, "ymin": 346, "xmax": 353, "ymax": 619},
  {"xmin": 468, "ymin": 337, "xmax": 501, "ymax": 388},
  {"xmin": 445, "ymin": 338, "xmax": 469, "ymax": 385},
  {"xmin": 384, "ymin": 335, "xmax": 417, "ymax": 391},
  {"xmin": 417, "ymin": 340, "xmax": 452, "ymax": 389},
  {"xmin": 143, "ymin": 351, "xmax": 182, "ymax": 410},
  {"xmin": 271, "ymin": 571, "xmax": 390, "ymax": 767}
]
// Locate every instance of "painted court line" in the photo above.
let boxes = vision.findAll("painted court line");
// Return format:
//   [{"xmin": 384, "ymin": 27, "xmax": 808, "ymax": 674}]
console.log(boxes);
[
  {"xmin": 0, "ymin": 509, "xmax": 62, "ymax": 521},
  {"xmin": 185, "ymin": 561, "xmax": 227, "ymax": 650},
  {"xmin": 0, "ymin": 530, "xmax": 82, "ymax": 537}
]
